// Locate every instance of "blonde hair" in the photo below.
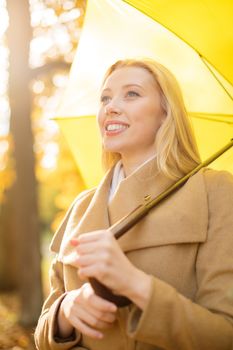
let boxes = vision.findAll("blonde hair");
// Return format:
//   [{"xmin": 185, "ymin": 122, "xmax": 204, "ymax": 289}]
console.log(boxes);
[{"xmin": 101, "ymin": 58, "xmax": 201, "ymax": 179}]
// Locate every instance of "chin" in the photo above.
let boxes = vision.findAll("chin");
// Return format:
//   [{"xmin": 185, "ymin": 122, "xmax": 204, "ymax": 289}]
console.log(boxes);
[{"xmin": 103, "ymin": 142, "xmax": 123, "ymax": 153}]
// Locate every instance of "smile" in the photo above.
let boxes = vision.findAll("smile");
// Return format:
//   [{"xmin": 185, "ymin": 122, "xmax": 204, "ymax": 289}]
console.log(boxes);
[{"xmin": 106, "ymin": 123, "xmax": 129, "ymax": 131}]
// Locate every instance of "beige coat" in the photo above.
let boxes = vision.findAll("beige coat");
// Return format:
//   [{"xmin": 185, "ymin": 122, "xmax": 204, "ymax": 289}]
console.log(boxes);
[{"xmin": 34, "ymin": 158, "xmax": 233, "ymax": 350}]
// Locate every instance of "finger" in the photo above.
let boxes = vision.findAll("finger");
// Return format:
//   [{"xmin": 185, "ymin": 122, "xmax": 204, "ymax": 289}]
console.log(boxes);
[
  {"xmin": 85, "ymin": 306, "xmax": 116, "ymax": 324},
  {"xmin": 76, "ymin": 253, "xmax": 97, "ymax": 267},
  {"xmin": 78, "ymin": 264, "xmax": 105, "ymax": 281},
  {"xmin": 76, "ymin": 251, "xmax": 112, "ymax": 268},
  {"xmin": 78, "ymin": 230, "xmax": 111, "ymax": 244},
  {"xmin": 76, "ymin": 242, "xmax": 99, "ymax": 255},
  {"xmin": 81, "ymin": 284, "xmax": 117, "ymax": 313},
  {"xmin": 69, "ymin": 314, "xmax": 104, "ymax": 339},
  {"xmin": 74, "ymin": 304, "xmax": 114, "ymax": 330},
  {"xmin": 70, "ymin": 235, "xmax": 103, "ymax": 248},
  {"xmin": 81, "ymin": 295, "xmax": 117, "ymax": 324}
]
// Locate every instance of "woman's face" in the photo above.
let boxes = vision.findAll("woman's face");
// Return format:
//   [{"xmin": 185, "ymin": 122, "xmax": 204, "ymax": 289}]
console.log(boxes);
[{"xmin": 97, "ymin": 66, "xmax": 166, "ymax": 160}]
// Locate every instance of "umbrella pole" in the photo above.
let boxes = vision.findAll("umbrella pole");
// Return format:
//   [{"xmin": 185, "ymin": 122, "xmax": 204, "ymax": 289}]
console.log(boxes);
[{"xmin": 90, "ymin": 139, "xmax": 233, "ymax": 306}]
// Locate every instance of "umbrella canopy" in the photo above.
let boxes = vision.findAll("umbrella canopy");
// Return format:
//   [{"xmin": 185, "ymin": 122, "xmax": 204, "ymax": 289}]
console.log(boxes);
[{"xmin": 55, "ymin": 0, "xmax": 233, "ymax": 188}]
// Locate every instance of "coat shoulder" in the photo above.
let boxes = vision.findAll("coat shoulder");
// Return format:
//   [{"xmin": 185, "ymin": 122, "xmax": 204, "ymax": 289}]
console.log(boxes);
[
  {"xmin": 50, "ymin": 188, "xmax": 96, "ymax": 253},
  {"xmin": 202, "ymin": 168, "xmax": 233, "ymax": 195},
  {"xmin": 201, "ymin": 168, "xmax": 233, "ymax": 235}
]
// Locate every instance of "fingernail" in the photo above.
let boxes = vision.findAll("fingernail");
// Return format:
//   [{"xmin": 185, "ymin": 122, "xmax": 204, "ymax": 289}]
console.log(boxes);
[
  {"xmin": 70, "ymin": 239, "xmax": 78, "ymax": 246},
  {"xmin": 97, "ymin": 332, "xmax": 103, "ymax": 339}
]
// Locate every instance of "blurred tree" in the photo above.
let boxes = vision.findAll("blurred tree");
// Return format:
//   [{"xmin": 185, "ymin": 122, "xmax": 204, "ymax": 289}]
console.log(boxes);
[
  {"xmin": 0, "ymin": 135, "xmax": 16, "ymax": 289},
  {"xmin": 3, "ymin": 0, "xmax": 43, "ymax": 326},
  {"xmin": 0, "ymin": 136, "xmax": 15, "ymax": 203},
  {"xmin": 29, "ymin": 0, "xmax": 87, "ymax": 235},
  {"xmin": 0, "ymin": 0, "xmax": 87, "ymax": 327}
]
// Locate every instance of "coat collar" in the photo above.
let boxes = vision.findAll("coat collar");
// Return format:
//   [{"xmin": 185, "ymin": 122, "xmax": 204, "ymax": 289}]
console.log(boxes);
[
  {"xmin": 56, "ymin": 158, "xmax": 208, "ymax": 266},
  {"xmin": 108, "ymin": 157, "xmax": 173, "ymax": 224}
]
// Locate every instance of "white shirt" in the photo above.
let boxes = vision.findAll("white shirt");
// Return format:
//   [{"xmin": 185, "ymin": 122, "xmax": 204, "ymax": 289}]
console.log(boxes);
[{"xmin": 109, "ymin": 155, "xmax": 157, "ymax": 202}]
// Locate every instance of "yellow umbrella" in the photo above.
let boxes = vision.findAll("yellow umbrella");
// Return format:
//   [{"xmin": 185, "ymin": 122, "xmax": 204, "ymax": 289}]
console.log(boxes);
[{"xmin": 55, "ymin": 0, "xmax": 233, "ymax": 188}]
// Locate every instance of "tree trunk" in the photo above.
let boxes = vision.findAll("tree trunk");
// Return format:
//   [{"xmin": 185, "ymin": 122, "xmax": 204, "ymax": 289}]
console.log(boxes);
[
  {"xmin": 0, "ymin": 186, "xmax": 18, "ymax": 290},
  {"xmin": 6, "ymin": 0, "xmax": 43, "ymax": 326}
]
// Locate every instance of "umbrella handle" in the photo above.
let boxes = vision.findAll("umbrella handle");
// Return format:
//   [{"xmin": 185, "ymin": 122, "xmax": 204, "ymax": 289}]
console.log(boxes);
[
  {"xmin": 89, "ymin": 278, "xmax": 131, "ymax": 307},
  {"xmin": 89, "ymin": 205, "xmax": 147, "ymax": 307}
]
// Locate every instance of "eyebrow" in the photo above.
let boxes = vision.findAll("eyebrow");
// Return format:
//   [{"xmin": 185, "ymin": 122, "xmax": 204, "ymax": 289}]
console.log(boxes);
[{"xmin": 102, "ymin": 84, "xmax": 145, "ymax": 93}]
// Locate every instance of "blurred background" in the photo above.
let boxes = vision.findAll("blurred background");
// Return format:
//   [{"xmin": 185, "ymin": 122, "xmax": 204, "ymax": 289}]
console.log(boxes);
[
  {"xmin": 0, "ymin": 0, "xmax": 232, "ymax": 348},
  {"xmin": 0, "ymin": 1, "xmax": 87, "ymax": 348}
]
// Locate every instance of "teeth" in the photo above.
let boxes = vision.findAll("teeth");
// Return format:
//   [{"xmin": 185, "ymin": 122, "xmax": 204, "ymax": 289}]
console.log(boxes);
[{"xmin": 106, "ymin": 124, "xmax": 128, "ymax": 131}]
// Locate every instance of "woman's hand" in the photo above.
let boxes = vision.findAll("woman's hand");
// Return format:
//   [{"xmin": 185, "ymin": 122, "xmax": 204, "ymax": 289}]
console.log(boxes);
[
  {"xmin": 71, "ymin": 230, "xmax": 152, "ymax": 309},
  {"xmin": 57, "ymin": 283, "xmax": 117, "ymax": 340}
]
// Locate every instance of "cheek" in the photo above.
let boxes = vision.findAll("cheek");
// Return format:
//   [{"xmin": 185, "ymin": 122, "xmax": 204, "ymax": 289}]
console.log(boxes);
[
  {"xmin": 134, "ymin": 108, "xmax": 164, "ymax": 141},
  {"xmin": 134, "ymin": 104, "xmax": 163, "ymax": 129},
  {"xmin": 96, "ymin": 111, "xmax": 104, "ymax": 132},
  {"xmin": 149, "ymin": 104, "xmax": 165, "ymax": 128}
]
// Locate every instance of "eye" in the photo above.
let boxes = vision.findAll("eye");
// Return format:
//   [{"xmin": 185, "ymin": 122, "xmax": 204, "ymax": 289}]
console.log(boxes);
[
  {"xmin": 100, "ymin": 95, "xmax": 111, "ymax": 104},
  {"xmin": 126, "ymin": 90, "xmax": 140, "ymax": 98}
]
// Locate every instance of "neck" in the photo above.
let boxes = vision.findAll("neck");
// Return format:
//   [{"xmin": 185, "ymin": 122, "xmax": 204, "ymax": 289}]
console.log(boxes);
[{"xmin": 121, "ymin": 152, "xmax": 157, "ymax": 177}]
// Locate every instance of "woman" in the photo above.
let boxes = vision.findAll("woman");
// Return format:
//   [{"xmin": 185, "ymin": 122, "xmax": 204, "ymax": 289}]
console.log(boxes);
[{"xmin": 35, "ymin": 59, "xmax": 233, "ymax": 350}]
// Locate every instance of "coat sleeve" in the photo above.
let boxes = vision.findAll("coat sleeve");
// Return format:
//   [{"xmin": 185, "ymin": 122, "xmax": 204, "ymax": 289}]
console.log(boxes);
[
  {"xmin": 126, "ymin": 170, "xmax": 233, "ymax": 350},
  {"xmin": 34, "ymin": 191, "xmax": 95, "ymax": 350},
  {"xmin": 34, "ymin": 258, "xmax": 83, "ymax": 350}
]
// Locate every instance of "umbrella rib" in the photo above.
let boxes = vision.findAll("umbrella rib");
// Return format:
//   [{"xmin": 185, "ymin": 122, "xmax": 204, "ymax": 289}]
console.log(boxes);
[
  {"xmin": 52, "ymin": 115, "xmax": 95, "ymax": 120},
  {"xmin": 200, "ymin": 56, "xmax": 233, "ymax": 101},
  {"xmin": 53, "ymin": 114, "xmax": 233, "ymax": 124},
  {"xmin": 190, "ymin": 113, "xmax": 233, "ymax": 125},
  {"xmin": 122, "ymin": 1, "xmax": 233, "ymax": 100}
]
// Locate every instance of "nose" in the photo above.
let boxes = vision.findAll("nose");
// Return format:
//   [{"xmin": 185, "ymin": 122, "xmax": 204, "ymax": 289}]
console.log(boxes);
[{"xmin": 104, "ymin": 100, "xmax": 121, "ymax": 116}]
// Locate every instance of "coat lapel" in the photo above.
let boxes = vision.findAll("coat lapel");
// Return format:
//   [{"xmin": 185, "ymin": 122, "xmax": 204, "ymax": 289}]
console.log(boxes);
[{"xmin": 108, "ymin": 159, "xmax": 208, "ymax": 252}]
